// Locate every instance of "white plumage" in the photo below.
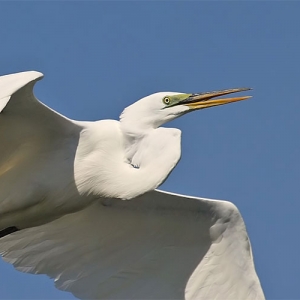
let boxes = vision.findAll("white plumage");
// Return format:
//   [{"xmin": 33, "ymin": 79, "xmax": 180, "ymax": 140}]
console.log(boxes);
[{"xmin": 0, "ymin": 71, "xmax": 264, "ymax": 299}]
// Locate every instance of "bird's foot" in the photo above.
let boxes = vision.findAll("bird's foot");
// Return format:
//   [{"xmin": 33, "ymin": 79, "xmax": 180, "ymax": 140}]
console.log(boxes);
[{"xmin": 0, "ymin": 226, "xmax": 19, "ymax": 238}]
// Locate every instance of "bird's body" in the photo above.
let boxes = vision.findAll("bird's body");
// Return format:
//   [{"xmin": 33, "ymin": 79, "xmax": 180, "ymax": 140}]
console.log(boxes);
[{"xmin": 0, "ymin": 71, "xmax": 265, "ymax": 299}]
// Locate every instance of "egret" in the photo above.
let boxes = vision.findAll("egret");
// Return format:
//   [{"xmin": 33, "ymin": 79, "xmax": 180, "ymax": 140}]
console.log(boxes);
[{"xmin": 0, "ymin": 71, "xmax": 264, "ymax": 299}]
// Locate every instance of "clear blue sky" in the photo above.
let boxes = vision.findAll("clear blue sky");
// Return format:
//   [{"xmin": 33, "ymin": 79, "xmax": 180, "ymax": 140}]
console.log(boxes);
[{"xmin": 0, "ymin": 2, "xmax": 299, "ymax": 299}]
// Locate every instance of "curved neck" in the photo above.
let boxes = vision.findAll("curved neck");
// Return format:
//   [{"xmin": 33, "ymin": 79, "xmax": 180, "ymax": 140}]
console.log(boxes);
[
  {"xmin": 120, "ymin": 127, "xmax": 182, "ymax": 199},
  {"xmin": 75, "ymin": 121, "xmax": 182, "ymax": 200}
]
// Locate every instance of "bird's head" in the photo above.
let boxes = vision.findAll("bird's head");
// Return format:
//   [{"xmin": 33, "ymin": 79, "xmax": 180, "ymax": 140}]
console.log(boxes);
[{"xmin": 120, "ymin": 88, "xmax": 251, "ymax": 131}]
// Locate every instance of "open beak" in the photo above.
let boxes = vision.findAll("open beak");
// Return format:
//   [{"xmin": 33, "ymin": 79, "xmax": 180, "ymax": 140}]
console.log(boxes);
[{"xmin": 180, "ymin": 87, "xmax": 252, "ymax": 110}]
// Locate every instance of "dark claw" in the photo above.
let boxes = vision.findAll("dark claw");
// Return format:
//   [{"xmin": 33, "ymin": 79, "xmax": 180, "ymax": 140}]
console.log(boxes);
[{"xmin": 0, "ymin": 226, "xmax": 19, "ymax": 238}]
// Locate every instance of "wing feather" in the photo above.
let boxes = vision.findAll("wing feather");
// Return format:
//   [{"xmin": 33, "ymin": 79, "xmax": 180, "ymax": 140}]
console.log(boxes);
[
  {"xmin": 0, "ymin": 190, "xmax": 264, "ymax": 299},
  {"xmin": 0, "ymin": 71, "xmax": 81, "ymax": 229}
]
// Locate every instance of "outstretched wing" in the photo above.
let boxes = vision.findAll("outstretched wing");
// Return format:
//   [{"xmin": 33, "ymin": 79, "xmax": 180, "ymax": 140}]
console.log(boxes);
[
  {"xmin": 0, "ymin": 71, "xmax": 81, "ymax": 228},
  {"xmin": 0, "ymin": 190, "xmax": 265, "ymax": 300}
]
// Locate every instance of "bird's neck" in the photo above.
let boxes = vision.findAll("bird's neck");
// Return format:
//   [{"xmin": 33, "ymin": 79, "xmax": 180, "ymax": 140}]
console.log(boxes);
[{"xmin": 75, "ymin": 121, "xmax": 181, "ymax": 200}]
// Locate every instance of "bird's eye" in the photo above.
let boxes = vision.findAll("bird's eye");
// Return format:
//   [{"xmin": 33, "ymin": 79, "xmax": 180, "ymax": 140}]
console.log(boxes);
[{"xmin": 163, "ymin": 97, "xmax": 171, "ymax": 105}]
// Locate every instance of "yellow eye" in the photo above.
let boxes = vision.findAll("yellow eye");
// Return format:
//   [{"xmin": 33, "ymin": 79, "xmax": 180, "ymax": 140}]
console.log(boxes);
[{"xmin": 163, "ymin": 97, "xmax": 171, "ymax": 105}]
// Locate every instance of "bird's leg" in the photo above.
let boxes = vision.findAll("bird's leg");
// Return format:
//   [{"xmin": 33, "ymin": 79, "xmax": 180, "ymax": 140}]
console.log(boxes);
[{"xmin": 0, "ymin": 226, "xmax": 19, "ymax": 238}]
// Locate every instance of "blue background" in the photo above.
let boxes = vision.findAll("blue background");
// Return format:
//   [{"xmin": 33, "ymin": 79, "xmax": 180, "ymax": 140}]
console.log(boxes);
[{"xmin": 0, "ymin": 2, "xmax": 299, "ymax": 299}]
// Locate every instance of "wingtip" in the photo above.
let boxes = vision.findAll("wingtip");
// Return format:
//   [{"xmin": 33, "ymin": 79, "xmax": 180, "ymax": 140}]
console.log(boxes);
[
  {"xmin": 0, "ymin": 70, "xmax": 44, "ymax": 82},
  {"xmin": 0, "ymin": 70, "xmax": 44, "ymax": 101},
  {"xmin": 15, "ymin": 70, "xmax": 44, "ymax": 81}
]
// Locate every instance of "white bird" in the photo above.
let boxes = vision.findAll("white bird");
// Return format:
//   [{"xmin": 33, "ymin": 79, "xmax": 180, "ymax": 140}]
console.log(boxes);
[{"xmin": 0, "ymin": 71, "xmax": 264, "ymax": 300}]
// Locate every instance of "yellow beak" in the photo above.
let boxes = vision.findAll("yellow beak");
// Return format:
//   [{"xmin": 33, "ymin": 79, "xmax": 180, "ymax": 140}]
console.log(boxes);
[{"xmin": 182, "ymin": 88, "xmax": 252, "ymax": 110}]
